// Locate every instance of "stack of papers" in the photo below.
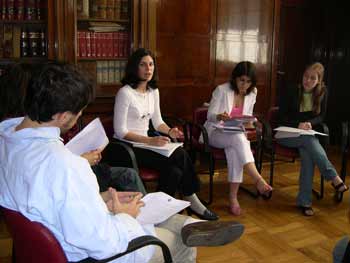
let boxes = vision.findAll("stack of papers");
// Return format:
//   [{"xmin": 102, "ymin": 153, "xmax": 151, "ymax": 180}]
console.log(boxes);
[
  {"xmin": 137, "ymin": 192, "xmax": 190, "ymax": 225},
  {"xmin": 132, "ymin": 142, "xmax": 183, "ymax": 157},
  {"xmin": 65, "ymin": 118, "xmax": 109, "ymax": 155},
  {"xmin": 274, "ymin": 126, "xmax": 328, "ymax": 139}
]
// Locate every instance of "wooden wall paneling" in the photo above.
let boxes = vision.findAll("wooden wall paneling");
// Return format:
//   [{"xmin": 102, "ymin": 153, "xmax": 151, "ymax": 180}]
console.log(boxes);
[{"xmin": 270, "ymin": 0, "xmax": 280, "ymax": 108}]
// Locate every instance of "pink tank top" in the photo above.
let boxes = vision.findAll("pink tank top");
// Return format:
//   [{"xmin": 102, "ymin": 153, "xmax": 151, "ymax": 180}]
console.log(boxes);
[{"xmin": 230, "ymin": 106, "xmax": 243, "ymax": 118}]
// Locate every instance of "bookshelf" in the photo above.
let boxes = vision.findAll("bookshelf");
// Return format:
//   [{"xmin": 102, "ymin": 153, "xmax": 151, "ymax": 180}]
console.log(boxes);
[
  {"xmin": 0, "ymin": 0, "xmax": 57, "ymax": 74},
  {"xmin": 74, "ymin": 0, "xmax": 133, "ymax": 98}
]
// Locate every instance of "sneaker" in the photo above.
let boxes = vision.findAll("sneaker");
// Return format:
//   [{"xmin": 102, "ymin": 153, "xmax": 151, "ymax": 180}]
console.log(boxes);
[{"xmin": 181, "ymin": 221, "xmax": 244, "ymax": 247}]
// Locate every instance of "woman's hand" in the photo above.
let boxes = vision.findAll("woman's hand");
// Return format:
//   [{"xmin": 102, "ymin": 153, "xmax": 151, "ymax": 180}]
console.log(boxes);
[
  {"xmin": 148, "ymin": 136, "xmax": 170, "ymax": 146},
  {"xmin": 168, "ymin": 127, "xmax": 184, "ymax": 139},
  {"xmin": 217, "ymin": 111, "xmax": 230, "ymax": 121},
  {"xmin": 298, "ymin": 122, "xmax": 312, "ymax": 130},
  {"xmin": 81, "ymin": 149, "xmax": 102, "ymax": 166}
]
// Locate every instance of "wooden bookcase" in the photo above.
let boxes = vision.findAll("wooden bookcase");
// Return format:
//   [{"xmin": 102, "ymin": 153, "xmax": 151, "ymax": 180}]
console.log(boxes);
[{"xmin": 0, "ymin": 0, "xmax": 57, "ymax": 73}]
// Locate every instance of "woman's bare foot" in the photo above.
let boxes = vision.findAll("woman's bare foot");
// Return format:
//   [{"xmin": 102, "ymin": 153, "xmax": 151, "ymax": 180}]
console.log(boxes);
[
  {"xmin": 229, "ymin": 198, "xmax": 241, "ymax": 216},
  {"xmin": 256, "ymin": 177, "xmax": 273, "ymax": 196}
]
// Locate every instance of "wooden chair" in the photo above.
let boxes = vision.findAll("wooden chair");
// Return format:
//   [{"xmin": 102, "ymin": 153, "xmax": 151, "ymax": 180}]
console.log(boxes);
[
  {"xmin": 1, "ymin": 206, "xmax": 172, "ymax": 263},
  {"xmin": 186, "ymin": 106, "xmax": 264, "ymax": 204},
  {"xmin": 262, "ymin": 106, "xmax": 327, "ymax": 199}
]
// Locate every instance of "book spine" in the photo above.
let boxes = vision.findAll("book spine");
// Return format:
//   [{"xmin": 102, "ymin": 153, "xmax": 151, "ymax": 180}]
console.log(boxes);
[
  {"xmin": 95, "ymin": 32, "xmax": 101, "ymax": 58},
  {"xmin": 96, "ymin": 61, "xmax": 102, "ymax": 84},
  {"xmin": 3, "ymin": 24, "xmax": 13, "ymax": 58},
  {"xmin": 35, "ymin": 0, "xmax": 41, "ymax": 20},
  {"xmin": 1, "ymin": 0, "xmax": 6, "ymax": 20},
  {"xmin": 77, "ymin": 31, "xmax": 86, "ymax": 58},
  {"xmin": 6, "ymin": 0, "xmax": 15, "ymax": 20},
  {"xmin": 113, "ymin": 0, "xmax": 120, "ymax": 20},
  {"xmin": 25, "ymin": 0, "xmax": 36, "ymax": 20},
  {"xmin": 101, "ymin": 32, "xmax": 107, "ymax": 58},
  {"xmin": 112, "ymin": 32, "xmax": 118, "ymax": 58},
  {"xmin": 107, "ymin": 32, "xmax": 113, "ymax": 58},
  {"xmin": 40, "ymin": 29, "xmax": 46, "ymax": 56},
  {"xmin": 12, "ymin": 25, "xmax": 21, "ymax": 57},
  {"xmin": 106, "ymin": 0, "xmax": 114, "ymax": 20},
  {"xmin": 120, "ymin": 0, "xmax": 128, "ymax": 20},
  {"xmin": 85, "ymin": 31, "xmax": 91, "ymax": 58},
  {"xmin": 0, "ymin": 24, "xmax": 4, "ymax": 58},
  {"xmin": 28, "ymin": 30, "xmax": 40, "ymax": 56},
  {"xmin": 20, "ymin": 28, "xmax": 29, "ymax": 57},
  {"xmin": 90, "ymin": 31, "xmax": 96, "ymax": 58},
  {"xmin": 16, "ymin": 0, "xmax": 25, "ymax": 20},
  {"xmin": 108, "ymin": 60, "xmax": 115, "ymax": 83}
]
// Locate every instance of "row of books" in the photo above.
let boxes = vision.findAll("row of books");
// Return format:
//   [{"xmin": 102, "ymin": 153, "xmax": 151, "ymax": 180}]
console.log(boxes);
[
  {"xmin": 78, "ymin": 60, "xmax": 127, "ymax": 84},
  {"xmin": 0, "ymin": 0, "xmax": 45, "ymax": 20},
  {"xmin": 77, "ymin": 31, "xmax": 129, "ymax": 59},
  {"xmin": 77, "ymin": 0, "xmax": 128, "ymax": 20},
  {"xmin": 0, "ymin": 24, "xmax": 46, "ymax": 58}
]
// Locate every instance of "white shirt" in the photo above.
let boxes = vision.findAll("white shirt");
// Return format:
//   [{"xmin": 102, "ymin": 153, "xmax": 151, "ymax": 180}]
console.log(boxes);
[
  {"xmin": 113, "ymin": 85, "xmax": 165, "ymax": 139},
  {"xmin": 0, "ymin": 118, "xmax": 155, "ymax": 263}
]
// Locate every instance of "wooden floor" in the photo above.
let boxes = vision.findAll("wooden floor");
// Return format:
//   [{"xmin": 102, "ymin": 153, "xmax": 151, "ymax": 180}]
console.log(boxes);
[{"xmin": 0, "ymin": 147, "xmax": 349, "ymax": 262}]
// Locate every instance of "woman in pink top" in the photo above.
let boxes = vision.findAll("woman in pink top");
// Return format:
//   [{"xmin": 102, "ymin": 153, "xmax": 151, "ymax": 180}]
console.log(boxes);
[{"xmin": 203, "ymin": 61, "xmax": 272, "ymax": 216}]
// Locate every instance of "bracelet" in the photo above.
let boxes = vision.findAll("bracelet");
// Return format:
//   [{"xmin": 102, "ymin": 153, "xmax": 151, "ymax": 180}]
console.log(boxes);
[{"xmin": 168, "ymin": 128, "xmax": 173, "ymax": 135}]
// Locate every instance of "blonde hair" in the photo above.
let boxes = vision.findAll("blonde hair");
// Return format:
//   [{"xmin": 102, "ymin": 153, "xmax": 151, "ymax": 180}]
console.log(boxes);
[{"xmin": 300, "ymin": 62, "xmax": 326, "ymax": 114}]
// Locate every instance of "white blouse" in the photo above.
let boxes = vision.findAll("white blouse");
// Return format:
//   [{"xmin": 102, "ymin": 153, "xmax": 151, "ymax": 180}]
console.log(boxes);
[{"xmin": 113, "ymin": 85, "xmax": 165, "ymax": 139}]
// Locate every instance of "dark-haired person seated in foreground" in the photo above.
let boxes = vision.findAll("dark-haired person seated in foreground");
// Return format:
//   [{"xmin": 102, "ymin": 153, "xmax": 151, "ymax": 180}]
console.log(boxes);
[{"xmin": 0, "ymin": 63, "xmax": 244, "ymax": 263}]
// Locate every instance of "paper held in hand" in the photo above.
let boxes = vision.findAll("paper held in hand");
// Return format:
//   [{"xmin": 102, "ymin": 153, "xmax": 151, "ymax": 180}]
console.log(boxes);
[
  {"xmin": 274, "ymin": 126, "xmax": 328, "ymax": 139},
  {"xmin": 137, "ymin": 192, "xmax": 190, "ymax": 225},
  {"xmin": 224, "ymin": 115, "xmax": 257, "ymax": 127},
  {"xmin": 132, "ymin": 142, "xmax": 183, "ymax": 157},
  {"xmin": 65, "ymin": 118, "xmax": 109, "ymax": 155}
]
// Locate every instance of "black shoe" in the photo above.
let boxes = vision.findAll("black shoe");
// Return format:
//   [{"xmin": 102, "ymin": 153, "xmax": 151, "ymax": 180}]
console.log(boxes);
[
  {"xmin": 186, "ymin": 207, "xmax": 219, "ymax": 221},
  {"xmin": 181, "ymin": 221, "xmax": 244, "ymax": 247}
]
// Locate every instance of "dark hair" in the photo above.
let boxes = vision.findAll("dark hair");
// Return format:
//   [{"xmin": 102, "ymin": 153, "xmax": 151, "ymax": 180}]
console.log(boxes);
[
  {"xmin": 121, "ymin": 48, "xmax": 158, "ymax": 89},
  {"xmin": 0, "ymin": 63, "xmax": 34, "ymax": 121},
  {"xmin": 229, "ymin": 61, "xmax": 257, "ymax": 95},
  {"xmin": 24, "ymin": 63, "xmax": 94, "ymax": 123}
]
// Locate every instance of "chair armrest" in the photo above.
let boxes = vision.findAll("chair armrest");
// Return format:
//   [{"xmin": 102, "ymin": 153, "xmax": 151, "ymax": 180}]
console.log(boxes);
[
  {"xmin": 96, "ymin": 235, "xmax": 172, "ymax": 263},
  {"xmin": 102, "ymin": 140, "xmax": 139, "ymax": 173},
  {"xmin": 316, "ymin": 122, "xmax": 330, "ymax": 148},
  {"xmin": 188, "ymin": 121, "xmax": 211, "ymax": 153}
]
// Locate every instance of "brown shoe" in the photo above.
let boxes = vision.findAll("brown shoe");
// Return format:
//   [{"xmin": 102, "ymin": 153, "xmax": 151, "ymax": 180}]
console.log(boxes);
[{"xmin": 181, "ymin": 221, "xmax": 244, "ymax": 247}]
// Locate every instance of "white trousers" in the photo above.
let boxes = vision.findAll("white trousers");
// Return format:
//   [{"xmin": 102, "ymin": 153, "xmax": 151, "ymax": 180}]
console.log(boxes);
[
  {"xmin": 209, "ymin": 130, "xmax": 254, "ymax": 183},
  {"xmin": 149, "ymin": 214, "xmax": 197, "ymax": 263}
]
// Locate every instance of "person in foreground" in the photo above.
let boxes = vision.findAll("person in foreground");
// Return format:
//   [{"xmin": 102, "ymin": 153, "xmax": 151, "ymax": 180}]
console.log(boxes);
[
  {"xmin": 113, "ymin": 48, "xmax": 218, "ymax": 221},
  {"xmin": 277, "ymin": 62, "xmax": 348, "ymax": 216},
  {"xmin": 0, "ymin": 63, "xmax": 244, "ymax": 263},
  {"xmin": 203, "ymin": 61, "xmax": 273, "ymax": 216}
]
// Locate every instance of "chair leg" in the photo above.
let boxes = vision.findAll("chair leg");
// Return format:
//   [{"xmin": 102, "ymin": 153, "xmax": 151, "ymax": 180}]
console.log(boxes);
[{"xmin": 335, "ymin": 147, "xmax": 348, "ymax": 202}]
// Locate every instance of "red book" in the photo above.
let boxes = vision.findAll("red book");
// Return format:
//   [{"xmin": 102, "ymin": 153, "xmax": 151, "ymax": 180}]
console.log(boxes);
[
  {"xmin": 6, "ymin": 0, "xmax": 15, "ymax": 20},
  {"xmin": 95, "ymin": 32, "xmax": 102, "ymax": 58},
  {"xmin": 77, "ymin": 31, "xmax": 86, "ymax": 58},
  {"xmin": 123, "ymin": 32, "xmax": 129, "ymax": 57},
  {"xmin": 106, "ymin": 32, "xmax": 113, "ymax": 58},
  {"xmin": 15, "ymin": 0, "xmax": 25, "ymax": 20},
  {"xmin": 118, "ymin": 32, "xmax": 123, "ymax": 57},
  {"xmin": 85, "ymin": 31, "xmax": 91, "ymax": 58},
  {"xmin": 112, "ymin": 32, "xmax": 119, "ymax": 58},
  {"xmin": 101, "ymin": 33, "xmax": 107, "ymax": 58},
  {"xmin": 90, "ymin": 32, "xmax": 96, "ymax": 58}
]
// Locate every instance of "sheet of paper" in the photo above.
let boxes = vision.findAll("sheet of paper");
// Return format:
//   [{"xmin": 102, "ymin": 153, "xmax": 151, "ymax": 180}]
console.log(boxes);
[
  {"xmin": 132, "ymin": 142, "xmax": 183, "ymax": 157},
  {"xmin": 65, "ymin": 118, "xmax": 109, "ymax": 155},
  {"xmin": 224, "ymin": 115, "xmax": 257, "ymax": 127},
  {"xmin": 137, "ymin": 192, "xmax": 190, "ymax": 225},
  {"xmin": 274, "ymin": 126, "xmax": 328, "ymax": 139}
]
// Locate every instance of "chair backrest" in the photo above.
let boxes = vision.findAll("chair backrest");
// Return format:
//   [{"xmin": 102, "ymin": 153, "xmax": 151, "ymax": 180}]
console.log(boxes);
[
  {"xmin": 1, "ymin": 207, "xmax": 67, "ymax": 263},
  {"xmin": 192, "ymin": 106, "xmax": 208, "ymax": 140},
  {"xmin": 267, "ymin": 106, "xmax": 279, "ymax": 130}
]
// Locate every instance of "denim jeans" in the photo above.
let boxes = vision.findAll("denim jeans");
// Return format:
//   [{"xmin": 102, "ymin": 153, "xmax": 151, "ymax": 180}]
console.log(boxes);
[
  {"xmin": 277, "ymin": 135, "xmax": 337, "ymax": 207},
  {"xmin": 333, "ymin": 236, "xmax": 349, "ymax": 263}
]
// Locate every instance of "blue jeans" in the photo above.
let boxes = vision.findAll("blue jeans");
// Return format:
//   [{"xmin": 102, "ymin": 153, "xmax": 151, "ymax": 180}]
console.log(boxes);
[
  {"xmin": 333, "ymin": 236, "xmax": 349, "ymax": 263},
  {"xmin": 277, "ymin": 135, "xmax": 337, "ymax": 207}
]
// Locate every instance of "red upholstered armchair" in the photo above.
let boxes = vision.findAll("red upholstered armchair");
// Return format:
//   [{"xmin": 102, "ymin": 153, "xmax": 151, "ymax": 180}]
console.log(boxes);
[
  {"xmin": 1, "ymin": 206, "xmax": 172, "ymax": 263},
  {"xmin": 186, "ymin": 106, "xmax": 264, "ymax": 204},
  {"xmin": 261, "ymin": 106, "xmax": 327, "ymax": 199}
]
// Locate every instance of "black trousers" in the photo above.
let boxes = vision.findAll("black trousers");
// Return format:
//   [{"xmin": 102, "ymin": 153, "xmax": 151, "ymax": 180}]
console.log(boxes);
[{"xmin": 132, "ymin": 146, "xmax": 200, "ymax": 196}]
